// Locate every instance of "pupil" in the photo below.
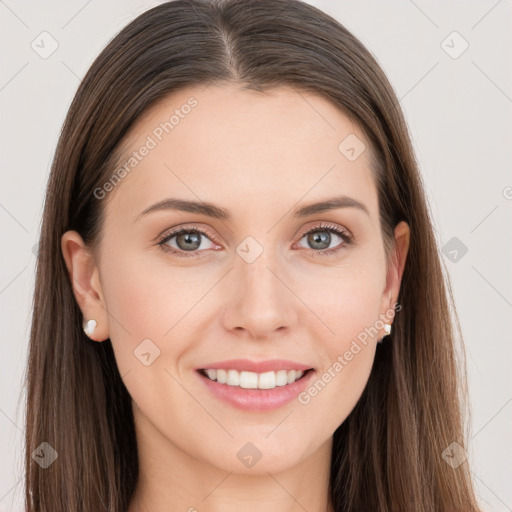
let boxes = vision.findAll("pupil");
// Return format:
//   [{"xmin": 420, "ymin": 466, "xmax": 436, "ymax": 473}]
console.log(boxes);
[
  {"xmin": 309, "ymin": 231, "xmax": 330, "ymax": 250},
  {"xmin": 177, "ymin": 232, "xmax": 200, "ymax": 251}
]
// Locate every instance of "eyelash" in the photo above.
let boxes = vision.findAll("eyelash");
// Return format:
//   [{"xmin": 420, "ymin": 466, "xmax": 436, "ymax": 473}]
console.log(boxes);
[{"xmin": 157, "ymin": 222, "xmax": 354, "ymax": 259}]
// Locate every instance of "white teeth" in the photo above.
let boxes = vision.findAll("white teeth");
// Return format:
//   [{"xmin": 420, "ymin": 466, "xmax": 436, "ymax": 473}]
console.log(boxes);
[
  {"xmin": 226, "ymin": 369, "xmax": 240, "ymax": 386},
  {"xmin": 239, "ymin": 371, "xmax": 258, "ymax": 389},
  {"xmin": 216, "ymin": 369, "xmax": 227, "ymax": 384},
  {"xmin": 258, "ymin": 371, "xmax": 276, "ymax": 389},
  {"xmin": 202, "ymin": 368, "xmax": 307, "ymax": 389},
  {"xmin": 275, "ymin": 370, "xmax": 288, "ymax": 386}
]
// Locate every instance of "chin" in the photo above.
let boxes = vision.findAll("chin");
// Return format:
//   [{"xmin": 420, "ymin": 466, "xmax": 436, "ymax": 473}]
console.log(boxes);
[{"xmin": 199, "ymin": 435, "xmax": 314, "ymax": 475}]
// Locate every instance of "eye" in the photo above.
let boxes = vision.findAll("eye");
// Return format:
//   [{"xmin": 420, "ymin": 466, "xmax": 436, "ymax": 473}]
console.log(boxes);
[
  {"xmin": 295, "ymin": 222, "xmax": 353, "ymax": 256},
  {"xmin": 157, "ymin": 226, "xmax": 220, "ymax": 258},
  {"xmin": 157, "ymin": 222, "xmax": 353, "ymax": 259}
]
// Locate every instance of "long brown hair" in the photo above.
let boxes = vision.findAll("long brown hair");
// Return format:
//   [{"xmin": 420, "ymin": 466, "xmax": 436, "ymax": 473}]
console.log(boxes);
[{"xmin": 25, "ymin": 0, "xmax": 482, "ymax": 510}]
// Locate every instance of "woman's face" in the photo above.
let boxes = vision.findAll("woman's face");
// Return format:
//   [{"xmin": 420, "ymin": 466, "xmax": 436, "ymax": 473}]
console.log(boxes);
[{"xmin": 63, "ymin": 84, "xmax": 409, "ymax": 475}]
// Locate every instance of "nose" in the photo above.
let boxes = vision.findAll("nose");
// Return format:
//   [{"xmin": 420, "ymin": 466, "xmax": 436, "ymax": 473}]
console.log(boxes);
[{"xmin": 221, "ymin": 248, "xmax": 298, "ymax": 340}]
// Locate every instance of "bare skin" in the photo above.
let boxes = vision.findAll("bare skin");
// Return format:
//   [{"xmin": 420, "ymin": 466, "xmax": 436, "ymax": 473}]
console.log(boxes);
[{"xmin": 62, "ymin": 84, "xmax": 409, "ymax": 512}]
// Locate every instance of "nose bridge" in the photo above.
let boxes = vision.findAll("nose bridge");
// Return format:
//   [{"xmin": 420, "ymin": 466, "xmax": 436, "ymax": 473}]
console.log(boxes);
[
  {"xmin": 223, "ymin": 234, "xmax": 298, "ymax": 336},
  {"xmin": 237, "ymin": 236, "xmax": 284, "ymax": 302}
]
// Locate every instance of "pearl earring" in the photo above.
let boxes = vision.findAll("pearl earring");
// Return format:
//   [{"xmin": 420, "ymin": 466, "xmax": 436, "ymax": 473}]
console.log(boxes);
[
  {"xmin": 83, "ymin": 319, "xmax": 97, "ymax": 337},
  {"xmin": 378, "ymin": 323, "xmax": 392, "ymax": 343}
]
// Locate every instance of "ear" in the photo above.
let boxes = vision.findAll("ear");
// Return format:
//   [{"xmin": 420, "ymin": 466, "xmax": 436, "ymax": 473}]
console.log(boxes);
[
  {"xmin": 379, "ymin": 221, "xmax": 410, "ymax": 327},
  {"xmin": 61, "ymin": 230, "xmax": 110, "ymax": 342}
]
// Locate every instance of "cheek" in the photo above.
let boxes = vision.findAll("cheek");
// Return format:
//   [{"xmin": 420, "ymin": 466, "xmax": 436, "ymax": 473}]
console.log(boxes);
[
  {"xmin": 100, "ymin": 246, "xmax": 205, "ymax": 336},
  {"xmin": 98, "ymin": 248, "xmax": 182, "ymax": 368},
  {"xmin": 298, "ymin": 342, "xmax": 376, "ymax": 440},
  {"xmin": 98, "ymin": 251, "xmax": 202, "ymax": 424},
  {"xmin": 292, "ymin": 259, "xmax": 383, "ymax": 422},
  {"xmin": 295, "ymin": 256, "xmax": 385, "ymax": 344},
  {"xmin": 297, "ymin": 297, "xmax": 378, "ymax": 436}
]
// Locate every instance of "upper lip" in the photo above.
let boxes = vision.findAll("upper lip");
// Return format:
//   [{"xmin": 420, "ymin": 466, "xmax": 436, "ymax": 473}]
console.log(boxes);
[{"xmin": 197, "ymin": 359, "xmax": 313, "ymax": 373}]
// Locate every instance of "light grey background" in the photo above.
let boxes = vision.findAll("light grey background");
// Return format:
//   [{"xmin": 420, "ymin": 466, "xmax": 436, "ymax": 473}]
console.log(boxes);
[{"xmin": 1, "ymin": 1, "xmax": 511, "ymax": 511}]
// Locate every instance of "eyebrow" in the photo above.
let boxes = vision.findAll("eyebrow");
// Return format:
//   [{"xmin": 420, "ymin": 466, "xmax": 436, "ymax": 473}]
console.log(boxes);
[{"xmin": 135, "ymin": 195, "xmax": 370, "ymax": 222}]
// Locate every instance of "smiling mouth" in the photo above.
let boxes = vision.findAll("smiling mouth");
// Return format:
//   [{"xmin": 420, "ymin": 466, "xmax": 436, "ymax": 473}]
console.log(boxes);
[{"xmin": 197, "ymin": 368, "xmax": 313, "ymax": 390}]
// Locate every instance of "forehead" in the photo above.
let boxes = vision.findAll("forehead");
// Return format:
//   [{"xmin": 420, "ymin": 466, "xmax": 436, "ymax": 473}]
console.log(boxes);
[{"xmin": 105, "ymin": 83, "xmax": 378, "ymax": 225}]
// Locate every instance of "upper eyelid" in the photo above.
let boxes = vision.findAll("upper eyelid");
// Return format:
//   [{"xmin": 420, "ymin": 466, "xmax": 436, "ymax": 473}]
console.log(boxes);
[
  {"xmin": 157, "ymin": 224, "xmax": 220, "ymax": 245},
  {"xmin": 296, "ymin": 221, "xmax": 351, "ymax": 238}
]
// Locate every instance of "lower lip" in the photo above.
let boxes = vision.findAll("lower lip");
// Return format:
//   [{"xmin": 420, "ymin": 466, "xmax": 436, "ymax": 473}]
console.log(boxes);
[{"xmin": 196, "ymin": 369, "xmax": 315, "ymax": 412}]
